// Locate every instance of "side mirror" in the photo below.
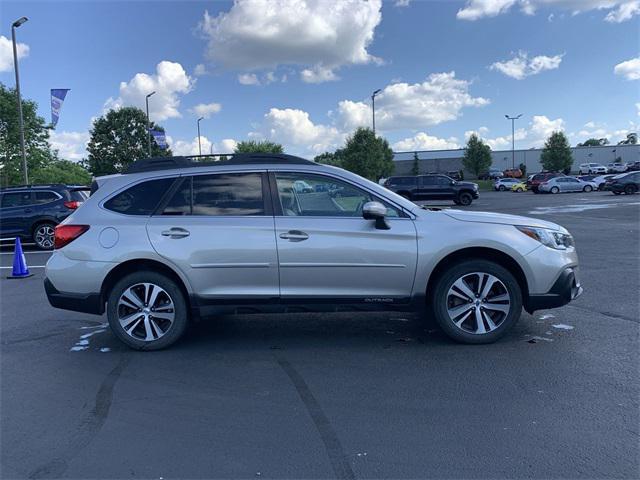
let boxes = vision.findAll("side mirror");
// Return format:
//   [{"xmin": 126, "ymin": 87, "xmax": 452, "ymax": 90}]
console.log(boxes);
[{"xmin": 362, "ymin": 201, "xmax": 390, "ymax": 230}]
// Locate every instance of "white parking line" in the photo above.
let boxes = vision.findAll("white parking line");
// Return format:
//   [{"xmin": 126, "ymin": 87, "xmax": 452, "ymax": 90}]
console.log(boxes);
[
  {"xmin": 0, "ymin": 251, "xmax": 51, "ymax": 255},
  {"xmin": 0, "ymin": 265, "xmax": 45, "ymax": 269}
]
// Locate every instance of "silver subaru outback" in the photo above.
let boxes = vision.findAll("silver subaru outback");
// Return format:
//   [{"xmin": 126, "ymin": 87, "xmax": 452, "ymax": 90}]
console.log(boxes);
[{"xmin": 45, "ymin": 154, "xmax": 582, "ymax": 350}]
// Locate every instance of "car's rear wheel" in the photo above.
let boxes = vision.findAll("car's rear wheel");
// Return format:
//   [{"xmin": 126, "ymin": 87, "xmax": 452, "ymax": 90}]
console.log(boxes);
[
  {"xmin": 624, "ymin": 184, "xmax": 637, "ymax": 195},
  {"xmin": 457, "ymin": 192, "xmax": 473, "ymax": 206},
  {"xmin": 499, "ymin": 185, "xmax": 506, "ymax": 191},
  {"xmin": 431, "ymin": 259, "xmax": 522, "ymax": 344},
  {"xmin": 33, "ymin": 222, "xmax": 56, "ymax": 250},
  {"xmin": 583, "ymin": 185, "xmax": 593, "ymax": 192},
  {"xmin": 107, "ymin": 271, "xmax": 188, "ymax": 351},
  {"xmin": 550, "ymin": 186, "xmax": 560, "ymax": 194}
]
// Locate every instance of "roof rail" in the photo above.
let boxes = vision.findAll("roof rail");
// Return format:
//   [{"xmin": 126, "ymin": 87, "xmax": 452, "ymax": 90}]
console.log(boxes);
[{"xmin": 124, "ymin": 153, "xmax": 316, "ymax": 174}]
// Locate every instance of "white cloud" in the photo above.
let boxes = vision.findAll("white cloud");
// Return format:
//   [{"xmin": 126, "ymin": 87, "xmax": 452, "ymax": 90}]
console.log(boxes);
[
  {"xmin": 490, "ymin": 52, "xmax": 563, "ymax": 79},
  {"xmin": 194, "ymin": 64, "xmax": 207, "ymax": 76},
  {"xmin": 614, "ymin": 57, "xmax": 640, "ymax": 80},
  {"xmin": 457, "ymin": 1, "xmax": 639, "ymax": 22},
  {"xmin": 465, "ymin": 126, "xmax": 527, "ymax": 150},
  {"xmin": 394, "ymin": 0, "xmax": 411, "ymax": 7},
  {"xmin": 605, "ymin": 1, "xmax": 640, "ymax": 22},
  {"xmin": 300, "ymin": 65, "xmax": 339, "ymax": 83},
  {"xmin": 169, "ymin": 136, "xmax": 237, "ymax": 156},
  {"xmin": 570, "ymin": 121, "xmax": 635, "ymax": 144},
  {"xmin": 0, "ymin": 35, "xmax": 29, "ymax": 72},
  {"xmin": 49, "ymin": 131, "xmax": 90, "ymax": 161},
  {"xmin": 636, "ymin": 103, "xmax": 640, "ymax": 116},
  {"xmin": 528, "ymin": 115, "xmax": 565, "ymax": 145},
  {"xmin": 190, "ymin": 102, "xmax": 222, "ymax": 119},
  {"xmin": 337, "ymin": 72, "xmax": 489, "ymax": 131},
  {"xmin": 392, "ymin": 132, "xmax": 460, "ymax": 151},
  {"xmin": 104, "ymin": 61, "xmax": 194, "ymax": 121},
  {"xmin": 463, "ymin": 116, "xmax": 564, "ymax": 149},
  {"xmin": 238, "ymin": 73, "xmax": 260, "ymax": 85},
  {"xmin": 252, "ymin": 107, "xmax": 343, "ymax": 154},
  {"xmin": 199, "ymin": 0, "xmax": 382, "ymax": 83}
]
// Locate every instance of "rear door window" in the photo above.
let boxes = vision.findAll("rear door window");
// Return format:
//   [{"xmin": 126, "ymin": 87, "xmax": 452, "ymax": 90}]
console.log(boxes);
[
  {"xmin": 192, "ymin": 173, "xmax": 265, "ymax": 216},
  {"xmin": 104, "ymin": 178, "xmax": 176, "ymax": 215}
]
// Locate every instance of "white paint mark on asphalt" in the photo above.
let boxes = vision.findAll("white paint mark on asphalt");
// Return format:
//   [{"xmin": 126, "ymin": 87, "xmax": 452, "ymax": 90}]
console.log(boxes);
[
  {"xmin": 529, "ymin": 202, "xmax": 640, "ymax": 215},
  {"xmin": 100, "ymin": 348, "xmax": 111, "ymax": 353},
  {"xmin": 356, "ymin": 452, "xmax": 368, "ymax": 457},
  {"xmin": 525, "ymin": 335, "xmax": 554, "ymax": 343},
  {"xmin": 80, "ymin": 323, "xmax": 108, "ymax": 330},
  {"xmin": 70, "ymin": 325, "xmax": 107, "ymax": 352},
  {"xmin": 0, "ymin": 265, "xmax": 45, "ymax": 269},
  {"xmin": 539, "ymin": 313, "xmax": 555, "ymax": 320},
  {"xmin": 392, "ymin": 318, "xmax": 410, "ymax": 322},
  {"xmin": 552, "ymin": 323, "xmax": 574, "ymax": 330}
]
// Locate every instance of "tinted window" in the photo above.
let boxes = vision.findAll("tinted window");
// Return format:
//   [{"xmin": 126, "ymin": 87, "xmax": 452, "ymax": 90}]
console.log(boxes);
[
  {"xmin": 162, "ymin": 178, "xmax": 192, "ymax": 216},
  {"xmin": 420, "ymin": 176, "xmax": 437, "ymax": 186},
  {"xmin": 105, "ymin": 178, "xmax": 175, "ymax": 215},
  {"xmin": 192, "ymin": 173, "xmax": 264, "ymax": 216},
  {"xmin": 34, "ymin": 191, "xmax": 60, "ymax": 204},
  {"xmin": 71, "ymin": 189, "xmax": 89, "ymax": 201},
  {"xmin": 436, "ymin": 176, "xmax": 451, "ymax": 185},
  {"xmin": 389, "ymin": 177, "xmax": 414, "ymax": 186},
  {"xmin": 275, "ymin": 173, "xmax": 400, "ymax": 218},
  {"xmin": 1, "ymin": 192, "xmax": 32, "ymax": 207}
]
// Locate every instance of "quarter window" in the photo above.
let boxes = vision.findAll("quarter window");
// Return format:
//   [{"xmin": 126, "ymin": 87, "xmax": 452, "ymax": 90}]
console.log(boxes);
[
  {"xmin": 275, "ymin": 173, "xmax": 400, "ymax": 218},
  {"xmin": 34, "ymin": 191, "xmax": 60, "ymax": 204},
  {"xmin": 105, "ymin": 178, "xmax": 175, "ymax": 215}
]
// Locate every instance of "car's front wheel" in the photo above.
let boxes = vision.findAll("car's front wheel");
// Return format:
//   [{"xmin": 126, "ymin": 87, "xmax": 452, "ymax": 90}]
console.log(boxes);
[
  {"xmin": 33, "ymin": 222, "xmax": 56, "ymax": 250},
  {"xmin": 583, "ymin": 185, "xmax": 593, "ymax": 192},
  {"xmin": 431, "ymin": 260, "xmax": 523, "ymax": 344},
  {"xmin": 499, "ymin": 185, "xmax": 506, "ymax": 191},
  {"xmin": 550, "ymin": 186, "xmax": 560, "ymax": 194},
  {"xmin": 457, "ymin": 192, "xmax": 473, "ymax": 206},
  {"xmin": 624, "ymin": 184, "xmax": 638, "ymax": 195},
  {"xmin": 107, "ymin": 271, "xmax": 189, "ymax": 350}
]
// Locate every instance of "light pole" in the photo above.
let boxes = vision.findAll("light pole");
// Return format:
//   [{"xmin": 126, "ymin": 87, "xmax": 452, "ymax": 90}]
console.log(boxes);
[
  {"xmin": 197, "ymin": 117, "xmax": 204, "ymax": 156},
  {"xmin": 145, "ymin": 91, "xmax": 155, "ymax": 157},
  {"xmin": 371, "ymin": 89, "xmax": 381, "ymax": 136},
  {"xmin": 505, "ymin": 114, "xmax": 522, "ymax": 170},
  {"xmin": 12, "ymin": 16, "xmax": 29, "ymax": 184}
]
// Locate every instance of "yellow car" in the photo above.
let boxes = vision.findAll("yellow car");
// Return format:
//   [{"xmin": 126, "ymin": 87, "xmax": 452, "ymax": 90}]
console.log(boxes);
[{"xmin": 511, "ymin": 182, "xmax": 527, "ymax": 192}]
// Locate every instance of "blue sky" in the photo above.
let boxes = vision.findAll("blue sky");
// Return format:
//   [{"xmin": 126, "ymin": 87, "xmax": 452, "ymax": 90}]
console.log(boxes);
[{"xmin": 1, "ymin": 0, "xmax": 638, "ymax": 160}]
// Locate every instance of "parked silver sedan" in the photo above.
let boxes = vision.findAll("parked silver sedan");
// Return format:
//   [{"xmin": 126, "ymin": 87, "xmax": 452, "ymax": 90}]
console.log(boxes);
[{"xmin": 539, "ymin": 176, "xmax": 598, "ymax": 194}]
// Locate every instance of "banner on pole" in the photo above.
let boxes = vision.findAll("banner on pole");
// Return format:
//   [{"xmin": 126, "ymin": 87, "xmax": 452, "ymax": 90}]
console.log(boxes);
[
  {"xmin": 50, "ymin": 89, "xmax": 70, "ymax": 128},
  {"xmin": 150, "ymin": 129, "xmax": 168, "ymax": 149}
]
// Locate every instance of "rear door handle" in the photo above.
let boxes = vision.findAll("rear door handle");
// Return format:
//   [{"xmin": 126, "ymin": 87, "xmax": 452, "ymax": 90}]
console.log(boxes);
[
  {"xmin": 161, "ymin": 227, "xmax": 190, "ymax": 238},
  {"xmin": 279, "ymin": 230, "xmax": 309, "ymax": 242}
]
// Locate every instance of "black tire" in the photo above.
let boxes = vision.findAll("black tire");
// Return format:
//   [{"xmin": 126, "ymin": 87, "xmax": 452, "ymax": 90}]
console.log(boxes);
[
  {"xmin": 550, "ymin": 186, "xmax": 560, "ymax": 194},
  {"xmin": 430, "ymin": 259, "xmax": 523, "ymax": 344},
  {"xmin": 457, "ymin": 192, "xmax": 473, "ymax": 206},
  {"xmin": 32, "ymin": 222, "xmax": 56, "ymax": 250},
  {"xmin": 624, "ymin": 184, "xmax": 637, "ymax": 195},
  {"xmin": 583, "ymin": 185, "xmax": 592, "ymax": 192},
  {"xmin": 499, "ymin": 185, "xmax": 506, "ymax": 191},
  {"xmin": 107, "ymin": 271, "xmax": 189, "ymax": 351}
]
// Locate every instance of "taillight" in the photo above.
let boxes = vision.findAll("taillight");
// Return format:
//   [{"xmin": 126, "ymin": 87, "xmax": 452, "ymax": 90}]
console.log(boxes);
[
  {"xmin": 64, "ymin": 200, "xmax": 82, "ymax": 209},
  {"xmin": 54, "ymin": 225, "xmax": 89, "ymax": 249}
]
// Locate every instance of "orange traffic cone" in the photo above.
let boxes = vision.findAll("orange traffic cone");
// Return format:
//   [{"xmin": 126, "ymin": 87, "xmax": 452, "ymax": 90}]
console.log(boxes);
[{"xmin": 7, "ymin": 237, "xmax": 33, "ymax": 279}]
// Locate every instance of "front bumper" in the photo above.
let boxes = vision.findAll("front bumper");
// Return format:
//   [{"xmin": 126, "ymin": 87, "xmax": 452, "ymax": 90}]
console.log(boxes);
[
  {"xmin": 525, "ymin": 267, "xmax": 583, "ymax": 313},
  {"xmin": 44, "ymin": 277, "xmax": 104, "ymax": 315}
]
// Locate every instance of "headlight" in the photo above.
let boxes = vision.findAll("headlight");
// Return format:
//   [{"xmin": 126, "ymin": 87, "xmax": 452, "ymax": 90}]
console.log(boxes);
[{"xmin": 516, "ymin": 226, "xmax": 574, "ymax": 250}]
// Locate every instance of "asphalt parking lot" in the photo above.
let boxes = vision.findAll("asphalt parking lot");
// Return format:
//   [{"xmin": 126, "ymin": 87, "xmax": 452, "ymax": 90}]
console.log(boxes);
[{"xmin": 1, "ymin": 191, "xmax": 638, "ymax": 479}]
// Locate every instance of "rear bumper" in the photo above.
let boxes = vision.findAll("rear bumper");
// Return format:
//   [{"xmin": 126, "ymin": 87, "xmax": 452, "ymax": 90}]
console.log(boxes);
[
  {"xmin": 44, "ymin": 277, "xmax": 104, "ymax": 315},
  {"xmin": 525, "ymin": 267, "xmax": 583, "ymax": 313}
]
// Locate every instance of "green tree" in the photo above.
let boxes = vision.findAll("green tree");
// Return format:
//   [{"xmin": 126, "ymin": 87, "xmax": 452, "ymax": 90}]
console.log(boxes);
[
  {"xmin": 339, "ymin": 127, "xmax": 394, "ymax": 181},
  {"xmin": 519, "ymin": 162, "xmax": 527, "ymax": 178},
  {"xmin": 0, "ymin": 83, "xmax": 56, "ymax": 186},
  {"xmin": 30, "ymin": 159, "xmax": 92, "ymax": 185},
  {"xmin": 314, "ymin": 151, "xmax": 344, "ymax": 167},
  {"xmin": 618, "ymin": 132, "xmax": 638, "ymax": 145},
  {"xmin": 540, "ymin": 131, "xmax": 573, "ymax": 173},
  {"xmin": 411, "ymin": 152, "xmax": 420, "ymax": 176},
  {"xmin": 577, "ymin": 138, "xmax": 609, "ymax": 147},
  {"xmin": 234, "ymin": 140, "xmax": 284, "ymax": 154},
  {"xmin": 462, "ymin": 134, "xmax": 492, "ymax": 178},
  {"xmin": 85, "ymin": 107, "xmax": 170, "ymax": 176}
]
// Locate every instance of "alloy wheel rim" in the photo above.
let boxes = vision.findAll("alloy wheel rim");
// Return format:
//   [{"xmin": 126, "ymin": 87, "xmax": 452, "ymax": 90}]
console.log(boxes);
[
  {"xmin": 35, "ymin": 225, "xmax": 55, "ymax": 249},
  {"xmin": 446, "ymin": 272, "xmax": 511, "ymax": 335},
  {"xmin": 117, "ymin": 283, "xmax": 175, "ymax": 342}
]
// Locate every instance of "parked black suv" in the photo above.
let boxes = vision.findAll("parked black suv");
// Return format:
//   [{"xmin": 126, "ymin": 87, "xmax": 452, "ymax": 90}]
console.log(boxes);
[
  {"xmin": 608, "ymin": 171, "xmax": 639, "ymax": 195},
  {"xmin": 384, "ymin": 175, "xmax": 479, "ymax": 205},
  {"xmin": 0, "ymin": 184, "xmax": 89, "ymax": 249}
]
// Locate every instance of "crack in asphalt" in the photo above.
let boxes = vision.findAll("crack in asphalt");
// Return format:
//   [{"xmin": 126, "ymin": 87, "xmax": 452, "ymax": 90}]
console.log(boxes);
[
  {"xmin": 566, "ymin": 304, "xmax": 639, "ymax": 324},
  {"xmin": 28, "ymin": 355, "xmax": 131, "ymax": 479},
  {"xmin": 275, "ymin": 355, "xmax": 356, "ymax": 480}
]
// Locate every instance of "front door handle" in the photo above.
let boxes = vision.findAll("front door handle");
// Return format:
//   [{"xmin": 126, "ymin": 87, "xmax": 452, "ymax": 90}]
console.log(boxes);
[
  {"xmin": 279, "ymin": 230, "xmax": 309, "ymax": 242},
  {"xmin": 161, "ymin": 227, "xmax": 190, "ymax": 239}
]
